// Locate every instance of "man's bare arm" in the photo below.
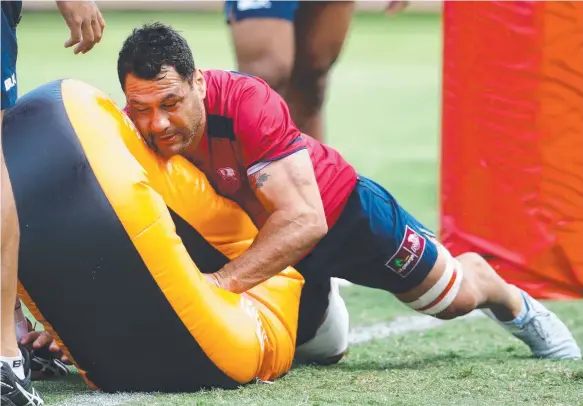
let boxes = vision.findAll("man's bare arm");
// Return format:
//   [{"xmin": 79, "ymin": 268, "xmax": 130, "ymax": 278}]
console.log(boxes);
[{"xmin": 210, "ymin": 149, "xmax": 327, "ymax": 293}]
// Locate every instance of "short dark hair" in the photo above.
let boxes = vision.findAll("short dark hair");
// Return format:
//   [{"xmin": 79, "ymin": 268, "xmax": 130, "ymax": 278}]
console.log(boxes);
[{"xmin": 117, "ymin": 22, "xmax": 195, "ymax": 90}]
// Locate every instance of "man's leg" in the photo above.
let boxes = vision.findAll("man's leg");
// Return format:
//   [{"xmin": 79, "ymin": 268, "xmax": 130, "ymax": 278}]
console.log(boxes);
[
  {"xmin": 286, "ymin": 1, "xmax": 354, "ymax": 142},
  {"xmin": 1, "ymin": 112, "xmax": 21, "ymax": 364},
  {"xmin": 1, "ymin": 5, "xmax": 44, "ymax": 403},
  {"xmin": 1, "ymin": 114, "xmax": 43, "ymax": 404},
  {"xmin": 294, "ymin": 277, "xmax": 349, "ymax": 365},
  {"xmin": 226, "ymin": 0, "xmax": 297, "ymax": 95},
  {"xmin": 323, "ymin": 176, "xmax": 581, "ymax": 360},
  {"xmin": 1, "ymin": 2, "xmax": 23, "ymax": 374},
  {"xmin": 395, "ymin": 245, "xmax": 580, "ymax": 359}
]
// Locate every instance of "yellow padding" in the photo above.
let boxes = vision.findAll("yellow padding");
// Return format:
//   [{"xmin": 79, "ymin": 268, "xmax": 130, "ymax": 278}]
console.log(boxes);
[{"xmin": 60, "ymin": 79, "xmax": 304, "ymax": 383}]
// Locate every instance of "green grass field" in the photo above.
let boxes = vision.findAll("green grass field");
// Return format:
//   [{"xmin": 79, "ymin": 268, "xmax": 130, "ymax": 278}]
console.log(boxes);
[{"xmin": 15, "ymin": 10, "xmax": 583, "ymax": 406}]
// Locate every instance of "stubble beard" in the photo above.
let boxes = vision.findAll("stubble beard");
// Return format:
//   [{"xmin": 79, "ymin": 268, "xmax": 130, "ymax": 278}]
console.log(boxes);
[{"xmin": 179, "ymin": 104, "xmax": 204, "ymax": 155}]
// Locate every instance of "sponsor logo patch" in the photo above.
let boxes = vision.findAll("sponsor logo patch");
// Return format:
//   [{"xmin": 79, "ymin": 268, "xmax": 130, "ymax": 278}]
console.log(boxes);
[
  {"xmin": 385, "ymin": 225, "xmax": 426, "ymax": 278},
  {"xmin": 4, "ymin": 73, "xmax": 16, "ymax": 92}
]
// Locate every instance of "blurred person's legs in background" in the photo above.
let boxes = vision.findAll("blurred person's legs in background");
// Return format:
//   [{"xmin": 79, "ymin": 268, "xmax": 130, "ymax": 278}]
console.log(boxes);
[{"xmin": 225, "ymin": 0, "xmax": 354, "ymax": 143}]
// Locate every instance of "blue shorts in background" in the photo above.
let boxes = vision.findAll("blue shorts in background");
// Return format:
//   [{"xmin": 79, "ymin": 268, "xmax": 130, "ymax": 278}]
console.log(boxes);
[
  {"xmin": 224, "ymin": 0, "xmax": 299, "ymax": 23},
  {"xmin": 1, "ymin": 1, "xmax": 21, "ymax": 111},
  {"xmin": 296, "ymin": 175, "xmax": 439, "ymax": 294}
]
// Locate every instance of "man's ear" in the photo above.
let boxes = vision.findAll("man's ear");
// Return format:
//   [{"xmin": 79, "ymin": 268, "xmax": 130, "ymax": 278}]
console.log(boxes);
[{"xmin": 193, "ymin": 69, "xmax": 206, "ymax": 97}]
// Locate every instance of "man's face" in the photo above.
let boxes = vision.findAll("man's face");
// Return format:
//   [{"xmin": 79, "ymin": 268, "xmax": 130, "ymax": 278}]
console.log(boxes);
[{"xmin": 124, "ymin": 66, "xmax": 206, "ymax": 159}]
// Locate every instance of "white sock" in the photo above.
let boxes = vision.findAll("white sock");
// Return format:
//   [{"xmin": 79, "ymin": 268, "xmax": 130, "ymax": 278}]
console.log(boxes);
[
  {"xmin": 510, "ymin": 290, "xmax": 530, "ymax": 326},
  {"xmin": 0, "ymin": 351, "xmax": 26, "ymax": 380}
]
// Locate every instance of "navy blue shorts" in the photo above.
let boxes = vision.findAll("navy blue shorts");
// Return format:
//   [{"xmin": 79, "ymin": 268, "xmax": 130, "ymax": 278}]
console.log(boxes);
[
  {"xmin": 295, "ymin": 175, "xmax": 439, "ymax": 344},
  {"xmin": 1, "ymin": 1, "xmax": 21, "ymax": 111},
  {"xmin": 224, "ymin": 0, "xmax": 299, "ymax": 23},
  {"xmin": 296, "ymin": 175, "xmax": 439, "ymax": 295}
]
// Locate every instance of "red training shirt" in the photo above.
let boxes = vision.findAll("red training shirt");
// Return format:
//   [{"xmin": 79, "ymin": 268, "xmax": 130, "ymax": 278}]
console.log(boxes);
[
  {"xmin": 195, "ymin": 70, "xmax": 357, "ymax": 228},
  {"xmin": 128, "ymin": 69, "xmax": 358, "ymax": 228}
]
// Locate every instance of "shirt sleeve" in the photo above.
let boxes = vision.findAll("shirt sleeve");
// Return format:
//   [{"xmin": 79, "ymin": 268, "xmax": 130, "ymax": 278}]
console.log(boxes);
[{"xmin": 231, "ymin": 78, "xmax": 307, "ymax": 176}]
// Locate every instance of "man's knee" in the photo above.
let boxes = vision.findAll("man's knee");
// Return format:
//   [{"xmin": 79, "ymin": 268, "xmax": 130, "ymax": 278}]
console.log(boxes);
[
  {"xmin": 294, "ymin": 36, "xmax": 344, "ymax": 82},
  {"xmin": 290, "ymin": 3, "xmax": 353, "ymax": 110},
  {"xmin": 401, "ymin": 248, "xmax": 491, "ymax": 321},
  {"xmin": 295, "ymin": 279, "xmax": 349, "ymax": 365},
  {"xmin": 289, "ymin": 52, "xmax": 338, "ymax": 112},
  {"xmin": 438, "ymin": 252, "xmax": 503, "ymax": 317},
  {"xmin": 289, "ymin": 71, "xmax": 327, "ymax": 114},
  {"xmin": 456, "ymin": 252, "xmax": 491, "ymax": 276},
  {"xmin": 435, "ymin": 276, "xmax": 480, "ymax": 320}
]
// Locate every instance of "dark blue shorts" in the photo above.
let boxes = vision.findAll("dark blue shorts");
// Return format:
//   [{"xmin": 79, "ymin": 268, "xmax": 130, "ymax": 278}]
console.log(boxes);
[
  {"xmin": 296, "ymin": 175, "xmax": 439, "ymax": 295},
  {"xmin": 224, "ymin": 0, "xmax": 299, "ymax": 23},
  {"xmin": 1, "ymin": 2, "xmax": 21, "ymax": 111}
]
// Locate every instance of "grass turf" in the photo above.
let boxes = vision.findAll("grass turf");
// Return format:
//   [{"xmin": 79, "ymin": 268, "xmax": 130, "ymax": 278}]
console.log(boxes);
[
  {"xmin": 29, "ymin": 296, "xmax": 583, "ymax": 406},
  {"xmin": 14, "ymin": 10, "xmax": 583, "ymax": 406}
]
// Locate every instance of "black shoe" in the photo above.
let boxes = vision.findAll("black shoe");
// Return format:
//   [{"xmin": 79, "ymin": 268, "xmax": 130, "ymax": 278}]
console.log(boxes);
[
  {"xmin": 30, "ymin": 346, "xmax": 69, "ymax": 381},
  {"xmin": 0, "ymin": 346, "xmax": 44, "ymax": 405}
]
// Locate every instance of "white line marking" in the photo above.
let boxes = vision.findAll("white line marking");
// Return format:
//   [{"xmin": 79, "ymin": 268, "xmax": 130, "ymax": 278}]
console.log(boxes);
[
  {"xmin": 53, "ymin": 392, "xmax": 155, "ymax": 406},
  {"xmin": 349, "ymin": 310, "xmax": 485, "ymax": 345}
]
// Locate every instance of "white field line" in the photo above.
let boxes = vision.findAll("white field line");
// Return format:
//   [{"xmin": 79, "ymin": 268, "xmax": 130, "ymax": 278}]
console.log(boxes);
[
  {"xmin": 349, "ymin": 310, "xmax": 485, "ymax": 345},
  {"xmin": 53, "ymin": 392, "xmax": 156, "ymax": 406},
  {"xmin": 54, "ymin": 304, "xmax": 485, "ymax": 406}
]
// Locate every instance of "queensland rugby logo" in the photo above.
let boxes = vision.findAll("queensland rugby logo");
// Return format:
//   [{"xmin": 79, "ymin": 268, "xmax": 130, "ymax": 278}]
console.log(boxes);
[
  {"xmin": 217, "ymin": 167, "xmax": 238, "ymax": 184},
  {"xmin": 385, "ymin": 226, "xmax": 426, "ymax": 278},
  {"xmin": 216, "ymin": 166, "xmax": 241, "ymax": 194},
  {"xmin": 408, "ymin": 232, "xmax": 421, "ymax": 253}
]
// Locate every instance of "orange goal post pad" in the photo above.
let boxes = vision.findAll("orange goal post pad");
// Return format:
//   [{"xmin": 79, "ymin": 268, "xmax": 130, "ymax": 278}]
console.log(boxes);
[{"xmin": 440, "ymin": 1, "xmax": 583, "ymax": 299}]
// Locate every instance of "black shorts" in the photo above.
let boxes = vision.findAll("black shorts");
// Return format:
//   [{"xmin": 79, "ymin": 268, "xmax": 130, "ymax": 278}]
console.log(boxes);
[{"xmin": 296, "ymin": 277, "xmax": 332, "ymax": 346}]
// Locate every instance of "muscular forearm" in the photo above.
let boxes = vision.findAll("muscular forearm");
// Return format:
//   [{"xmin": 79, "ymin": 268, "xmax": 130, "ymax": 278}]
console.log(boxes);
[{"xmin": 214, "ymin": 209, "xmax": 327, "ymax": 293}]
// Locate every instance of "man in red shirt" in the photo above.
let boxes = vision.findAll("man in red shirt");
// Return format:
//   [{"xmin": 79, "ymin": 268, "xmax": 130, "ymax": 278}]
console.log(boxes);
[{"xmin": 116, "ymin": 23, "xmax": 581, "ymax": 362}]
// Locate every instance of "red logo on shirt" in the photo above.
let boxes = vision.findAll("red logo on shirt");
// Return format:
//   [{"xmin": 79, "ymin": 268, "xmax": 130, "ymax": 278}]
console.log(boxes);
[
  {"xmin": 217, "ymin": 167, "xmax": 238, "ymax": 184},
  {"xmin": 216, "ymin": 167, "xmax": 241, "ymax": 194},
  {"xmin": 385, "ymin": 226, "xmax": 426, "ymax": 278}
]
